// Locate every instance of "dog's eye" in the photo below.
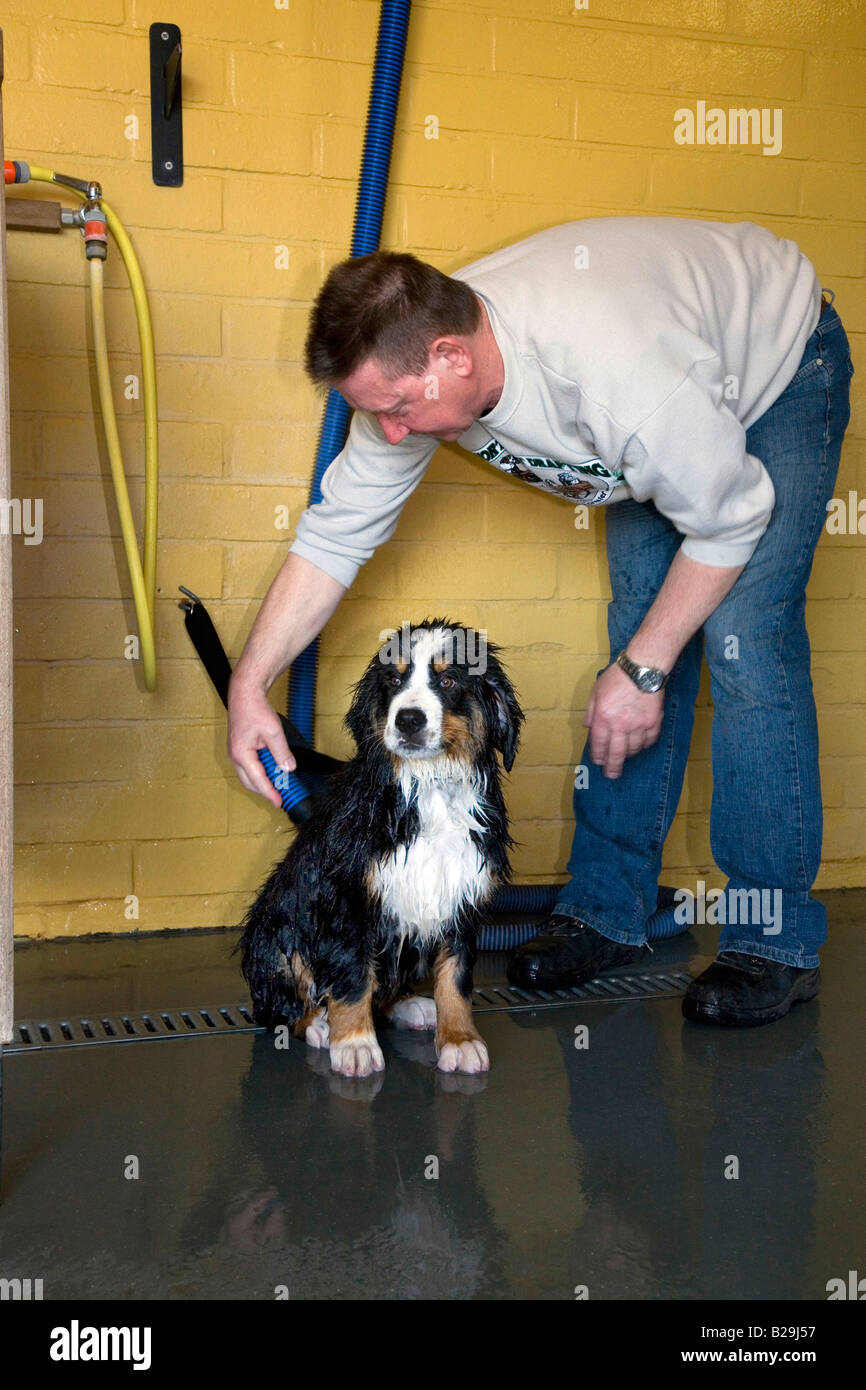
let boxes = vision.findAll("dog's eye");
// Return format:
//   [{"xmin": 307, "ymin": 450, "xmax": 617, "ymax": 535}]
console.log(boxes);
[
  {"xmin": 439, "ymin": 676, "xmax": 456, "ymax": 690},
  {"xmin": 388, "ymin": 673, "xmax": 402, "ymax": 687}
]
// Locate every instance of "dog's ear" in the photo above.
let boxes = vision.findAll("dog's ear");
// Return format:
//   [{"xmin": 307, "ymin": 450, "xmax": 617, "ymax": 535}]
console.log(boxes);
[
  {"xmin": 344, "ymin": 669, "xmax": 371, "ymax": 749},
  {"xmin": 344, "ymin": 648, "xmax": 385, "ymax": 752},
  {"xmin": 479, "ymin": 647, "xmax": 524, "ymax": 772}
]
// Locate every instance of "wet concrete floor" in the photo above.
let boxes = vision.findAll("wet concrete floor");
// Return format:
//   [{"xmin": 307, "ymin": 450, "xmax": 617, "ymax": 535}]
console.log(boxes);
[{"xmin": 1, "ymin": 891, "xmax": 863, "ymax": 1300}]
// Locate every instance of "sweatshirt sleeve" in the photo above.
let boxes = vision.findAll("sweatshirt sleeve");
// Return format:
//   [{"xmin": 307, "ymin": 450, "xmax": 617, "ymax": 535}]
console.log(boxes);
[
  {"xmin": 619, "ymin": 360, "xmax": 776, "ymax": 568},
  {"xmin": 289, "ymin": 408, "xmax": 439, "ymax": 588}
]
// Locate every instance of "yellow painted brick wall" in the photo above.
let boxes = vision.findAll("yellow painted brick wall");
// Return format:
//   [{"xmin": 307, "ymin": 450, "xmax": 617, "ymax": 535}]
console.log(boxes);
[{"xmin": 2, "ymin": 0, "xmax": 864, "ymax": 937}]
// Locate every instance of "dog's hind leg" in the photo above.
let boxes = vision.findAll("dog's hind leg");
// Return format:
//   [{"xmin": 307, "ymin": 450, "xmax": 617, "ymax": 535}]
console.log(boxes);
[
  {"xmin": 385, "ymin": 996, "xmax": 437, "ymax": 1030},
  {"xmin": 287, "ymin": 952, "xmax": 331, "ymax": 1046},
  {"xmin": 433, "ymin": 947, "xmax": 489, "ymax": 1074},
  {"xmin": 327, "ymin": 980, "xmax": 385, "ymax": 1078},
  {"xmin": 238, "ymin": 886, "xmax": 301, "ymax": 1030},
  {"xmin": 299, "ymin": 1007, "xmax": 330, "ymax": 1048}
]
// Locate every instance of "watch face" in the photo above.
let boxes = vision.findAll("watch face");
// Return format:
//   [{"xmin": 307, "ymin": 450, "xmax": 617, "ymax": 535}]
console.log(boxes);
[
  {"xmin": 639, "ymin": 672, "xmax": 664, "ymax": 693},
  {"xmin": 626, "ymin": 662, "xmax": 663, "ymax": 692}
]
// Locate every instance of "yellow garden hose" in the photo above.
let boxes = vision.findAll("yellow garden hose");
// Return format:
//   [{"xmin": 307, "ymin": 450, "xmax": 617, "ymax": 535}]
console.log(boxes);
[
  {"xmin": 17, "ymin": 164, "xmax": 158, "ymax": 689},
  {"xmin": 88, "ymin": 255, "xmax": 156, "ymax": 689}
]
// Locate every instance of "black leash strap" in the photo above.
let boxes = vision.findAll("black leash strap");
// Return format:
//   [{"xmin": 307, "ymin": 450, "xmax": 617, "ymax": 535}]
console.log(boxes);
[{"xmin": 177, "ymin": 587, "xmax": 345, "ymax": 780}]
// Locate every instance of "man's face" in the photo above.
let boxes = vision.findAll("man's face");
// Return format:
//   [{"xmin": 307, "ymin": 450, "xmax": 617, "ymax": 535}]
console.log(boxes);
[{"xmin": 335, "ymin": 342, "xmax": 481, "ymax": 445}]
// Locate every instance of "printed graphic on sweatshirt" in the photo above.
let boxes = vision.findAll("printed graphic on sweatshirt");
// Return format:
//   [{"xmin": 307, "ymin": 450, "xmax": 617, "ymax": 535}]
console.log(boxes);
[{"xmin": 471, "ymin": 434, "xmax": 624, "ymax": 505}]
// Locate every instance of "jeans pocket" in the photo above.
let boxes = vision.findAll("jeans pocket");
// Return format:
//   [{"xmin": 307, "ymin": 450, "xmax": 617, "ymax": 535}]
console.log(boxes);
[{"xmin": 781, "ymin": 353, "xmax": 829, "ymax": 399}]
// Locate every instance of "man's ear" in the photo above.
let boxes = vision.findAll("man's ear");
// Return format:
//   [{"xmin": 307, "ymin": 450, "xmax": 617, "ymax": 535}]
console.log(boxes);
[{"xmin": 432, "ymin": 336, "xmax": 473, "ymax": 379}]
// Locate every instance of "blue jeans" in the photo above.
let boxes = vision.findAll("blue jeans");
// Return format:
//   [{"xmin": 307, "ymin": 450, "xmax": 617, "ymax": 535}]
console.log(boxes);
[{"xmin": 555, "ymin": 298, "xmax": 854, "ymax": 968}]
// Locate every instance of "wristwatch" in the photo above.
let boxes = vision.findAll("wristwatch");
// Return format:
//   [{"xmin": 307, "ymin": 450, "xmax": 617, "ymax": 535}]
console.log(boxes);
[{"xmin": 615, "ymin": 648, "xmax": 669, "ymax": 693}]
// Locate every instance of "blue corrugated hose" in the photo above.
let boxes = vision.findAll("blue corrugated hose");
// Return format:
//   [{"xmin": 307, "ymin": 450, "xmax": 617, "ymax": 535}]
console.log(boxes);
[
  {"xmin": 479, "ymin": 887, "xmax": 685, "ymax": 950},
  {"xmin": 278, "ymin": 0, "xmax": 411, "ymax": 814}
]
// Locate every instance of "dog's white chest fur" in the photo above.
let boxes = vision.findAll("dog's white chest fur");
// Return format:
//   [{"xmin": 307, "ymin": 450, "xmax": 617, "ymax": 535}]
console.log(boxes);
[{"xmin": 371, "ymin": 766, "xmax": 493, "ymax": 941}]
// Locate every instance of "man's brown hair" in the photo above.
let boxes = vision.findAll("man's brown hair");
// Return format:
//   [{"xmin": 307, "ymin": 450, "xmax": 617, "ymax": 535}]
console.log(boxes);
[{"xmin": 303, "ymin": 250, "xmax": 481, "ymax": 388}]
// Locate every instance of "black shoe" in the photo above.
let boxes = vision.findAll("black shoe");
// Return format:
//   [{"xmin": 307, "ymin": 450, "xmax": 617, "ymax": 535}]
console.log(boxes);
[
  {"xmin": 506, "ymin": 913, "xmax": 647, "ymax": 990},
  {"xmin": 682, "ymin": 951, "xmax": 820, "ymax": 1027}
]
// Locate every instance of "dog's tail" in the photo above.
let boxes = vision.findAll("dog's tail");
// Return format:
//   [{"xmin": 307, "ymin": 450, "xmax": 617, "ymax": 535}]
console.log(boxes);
[{"xmin": 236, "ymin": 863, "xmax": 304, "ymax": 1031}]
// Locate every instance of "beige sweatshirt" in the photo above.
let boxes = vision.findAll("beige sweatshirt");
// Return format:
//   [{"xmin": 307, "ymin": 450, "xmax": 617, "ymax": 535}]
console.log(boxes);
[{"xmin": 291, "ymin": 216, "xmax": 822, "ymax": 586}]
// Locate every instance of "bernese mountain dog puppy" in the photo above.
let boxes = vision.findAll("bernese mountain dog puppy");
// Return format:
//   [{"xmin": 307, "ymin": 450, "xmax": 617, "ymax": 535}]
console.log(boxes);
[{"xmin": 238, "ymin": 619, "xmax": 523, "ymax": 1079}]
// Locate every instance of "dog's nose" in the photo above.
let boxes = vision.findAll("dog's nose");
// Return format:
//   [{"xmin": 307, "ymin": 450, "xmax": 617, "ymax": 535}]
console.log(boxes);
[{"xmin": 395, "ymin": 707, "xmax": 427, "ymax": 735}]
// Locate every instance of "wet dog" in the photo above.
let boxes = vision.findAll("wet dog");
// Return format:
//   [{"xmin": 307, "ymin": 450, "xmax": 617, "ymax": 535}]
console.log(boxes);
[{"xmin": 238, "ymin": 619, "xmax": 522, "ymax": 1077}]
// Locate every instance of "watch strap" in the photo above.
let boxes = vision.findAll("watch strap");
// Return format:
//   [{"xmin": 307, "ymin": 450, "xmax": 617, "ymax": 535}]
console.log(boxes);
[{"xmin": 615, "ymin": 648, "xmax": 669, "ymax": 691}]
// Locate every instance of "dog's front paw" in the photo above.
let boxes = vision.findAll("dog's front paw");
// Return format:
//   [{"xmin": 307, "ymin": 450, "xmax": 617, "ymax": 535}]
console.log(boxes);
[
  {"xmin": 388, "ymin": 996, "xmax": 437, "ymax": 1030},
  {"xmin": 437, "ymin": 1037, "xmax": 490, "ymax": 1074},
  {"xmin": 330, "ymin": 1034, "xmax": 385, "ymax": 1078}
]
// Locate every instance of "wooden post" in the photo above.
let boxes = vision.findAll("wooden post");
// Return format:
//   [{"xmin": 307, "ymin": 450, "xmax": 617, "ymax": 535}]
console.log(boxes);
[{"xmin": 0, "ymin": 28, "xmax": 14, "ymax": 1045}]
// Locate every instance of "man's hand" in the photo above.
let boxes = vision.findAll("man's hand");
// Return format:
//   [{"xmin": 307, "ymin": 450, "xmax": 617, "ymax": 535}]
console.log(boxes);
[
  {"xmin": 580, "ymin": 547, "xmax": 748, "ymax": 779},
  {"xmin": 223, "ymin": 551, "xmax": 347, "ymax": 805},
  {"xmin": 580, "ymin": 546, "xmax": 746, "ymax": 780},
  {"xmin": 584, "ymin": 662, "xmax": 665, "ymax": 779},
  {"xmin": 228, "ymin": 673, "xmax": 296, "ymax": 808}
]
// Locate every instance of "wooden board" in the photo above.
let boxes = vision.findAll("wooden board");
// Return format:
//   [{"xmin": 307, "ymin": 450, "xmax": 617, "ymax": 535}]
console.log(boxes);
[
  {"xmin": 0, "ymin": 27, "xmax": 14, "ymax": 1043},
  {"xmin": 5, "ymin": 197, "xmax": 63, "ymax": 231}
]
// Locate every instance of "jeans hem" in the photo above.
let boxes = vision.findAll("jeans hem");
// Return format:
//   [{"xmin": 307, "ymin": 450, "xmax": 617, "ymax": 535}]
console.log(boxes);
[
  {"xmin": 718, "ymin": 938, "xmax": 820, "ymax": 970},
  {"xmin": 553, "ymin": 900, "xmax": 647, "ymax": 947}
]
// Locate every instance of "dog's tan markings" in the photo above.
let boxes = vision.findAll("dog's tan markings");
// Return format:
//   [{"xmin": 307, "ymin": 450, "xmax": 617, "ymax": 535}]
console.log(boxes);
[
  {"xmin": 441, "ymin": 709, "xmax": 480, "ymax": 761},
  {"xmin": 433, "ymin": 949, "xmax": 489, "ymax": 1072},
  {"xmin": 290, "ymin": 951, "xmax": 314, "ymax": 1003},
  {"xmin": 432, "ymin": 950, "xmax": 476, "ymax": 1043},
  {"xmin": 288, "ymin": 951, "xmax": 323, "ymax": 1038},
  {"xmin": 395, "ymin": 658, "xmax": 407, "ymax": 675},
  {"xmin": 327, "ymin": 976, "xmax": 385, "ymax": 1077},
  {"xmin": 433, "ymin": 657, "xmax": 449, "ymax": 673},
  {"xmin": 364, "ymin": 863, "xmax": 384, "ymax": 901},
  {"xmin": 468, "ymin": 703, "xmax": 486, "ymax": 746},
  {"xmin": 328, "ymin": 990, "xmax": 375, "ymax": 1043}
]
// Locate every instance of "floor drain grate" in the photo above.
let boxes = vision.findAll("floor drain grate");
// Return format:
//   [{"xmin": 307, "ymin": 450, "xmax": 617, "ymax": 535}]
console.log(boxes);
[
  {"xmin": 4, "ymin": 969, "xmax": 693, "ymax": 1052},
  {"xmin": 471, "ymin": 967, "xmax": 693, "ymax": 1011},
  {"xmin": 6, "ymin": 1004, "xmax": 259, "ymax": 1052}
]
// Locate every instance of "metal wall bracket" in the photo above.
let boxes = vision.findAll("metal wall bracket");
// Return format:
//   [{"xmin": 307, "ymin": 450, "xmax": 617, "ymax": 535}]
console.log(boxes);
[{"xmin": 149, "ymin": 23, "xmax": 183, "ymax": 187}]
